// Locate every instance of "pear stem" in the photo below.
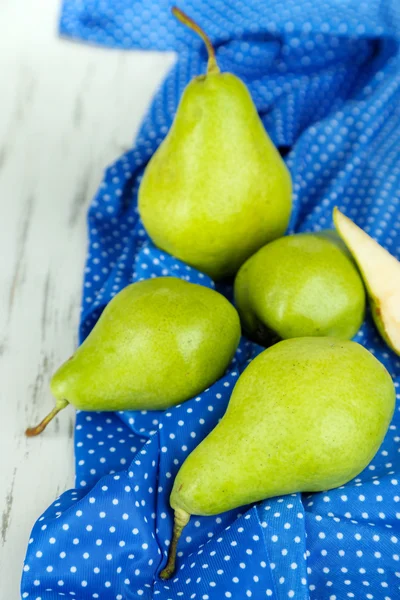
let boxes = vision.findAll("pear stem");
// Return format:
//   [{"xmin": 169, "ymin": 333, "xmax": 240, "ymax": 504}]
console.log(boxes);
[
  {"xmin": 159, "ymin": 508, "xmax": 191, "ymax": 580},
  {"xmin": 172, "ymin": 6, "xmax": 220, "ymax": 74},
  {"xmin": 25, "ymin": 400, "xmax": 69, "ymax": 437}
]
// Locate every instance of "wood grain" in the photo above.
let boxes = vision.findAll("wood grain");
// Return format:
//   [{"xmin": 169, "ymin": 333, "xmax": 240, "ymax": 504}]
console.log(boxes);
[{"xmin": 0, "ymin": 1, "xmax": 174, "ymax": 596}]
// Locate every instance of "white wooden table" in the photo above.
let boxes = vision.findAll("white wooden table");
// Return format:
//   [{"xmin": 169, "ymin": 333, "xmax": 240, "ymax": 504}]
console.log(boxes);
[{"xmin": 0, "ymin": 2, "xmax": 174, "ymax": 596}]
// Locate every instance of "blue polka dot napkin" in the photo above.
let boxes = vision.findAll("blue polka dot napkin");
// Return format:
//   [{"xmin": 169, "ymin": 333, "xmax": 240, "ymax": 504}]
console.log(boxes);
[{"xmin": 22, "ymin": 1, "xmax": 400, "ymax": 599}]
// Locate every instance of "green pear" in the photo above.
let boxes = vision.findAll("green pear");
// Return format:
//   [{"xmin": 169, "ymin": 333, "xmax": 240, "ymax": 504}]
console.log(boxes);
[
  {"xmin": 161, "ymin": 337, "xmax": 395, "ymax": 579},
  {"xmin": 234, "ymin": 232, "xmax": 365, "ymax": 344},
  {"xmin": 334, "ymin": 207, "xmax": 400, "ymax": 355},
  {"xmin": 138, "ymin": 7, "xmax": 292, "ymax": 280},
  {"xmin": 26, "ymin": 277, "xmax": 240, "ymax": 436}
]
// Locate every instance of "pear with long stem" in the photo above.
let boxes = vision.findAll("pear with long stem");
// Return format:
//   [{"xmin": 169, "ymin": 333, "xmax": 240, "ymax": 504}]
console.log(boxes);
[
  {"xmin": 26, "ymin": 277, "xmax": 240, "ymax": 436},
  {"xmin": 138, "ymin": 7, "xmax": 292, "ymax": 281},
  {"xmin": 160, "ymin": 337, "xmax": 395, "ymax": 579}
]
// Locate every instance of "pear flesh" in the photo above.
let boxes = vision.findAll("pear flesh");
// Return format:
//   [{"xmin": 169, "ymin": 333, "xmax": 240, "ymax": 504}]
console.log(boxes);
[
  {"xmin": 234, "ymin": 233, "xmax": 366, "ymax": 344},
  {"xmin": 26, "ymin": 277, "xmax": 240, "ymax": 436},
  {"xmin": 334, "ymin": 207, "xmax": 400, "ymax": 355},
  {"xmin": 138, "ymin": 8, "xmax": 292, "ymax": 280},
  {"xmin": 161, "ymin": 337, "xmax": 395, "ymax": 578}
]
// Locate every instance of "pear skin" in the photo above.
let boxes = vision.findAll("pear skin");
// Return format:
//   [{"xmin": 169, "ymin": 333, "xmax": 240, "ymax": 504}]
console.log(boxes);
[
  {"xmin": 234, "ymin": 233, "xmax": 365, "ymax": 344},
  {"xmin": 26, "ymin": 277, "xmax": 240, "ymax": 436},
  {"xmin": 161, "ymin": 337, "xmax": 395, "ymax": 578},
  {"xmin": 334, "ymin": 207, "xmax": 400, "ymax": 355},
  {"xmin": 138, "ymin": 7, "xmax": 292, "ymax": 280}
]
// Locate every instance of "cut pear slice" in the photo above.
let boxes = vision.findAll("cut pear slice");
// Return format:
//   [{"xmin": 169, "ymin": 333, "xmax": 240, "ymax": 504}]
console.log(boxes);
[{"xmin": 333, "ymin": 207, "xmax": 400, "ymax": 355}]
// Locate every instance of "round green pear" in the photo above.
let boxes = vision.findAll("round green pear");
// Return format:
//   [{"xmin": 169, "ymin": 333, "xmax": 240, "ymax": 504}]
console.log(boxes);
[
  {"xmin": 161, "ymin": 337, "xmax": 395, "ymax": 579},
  {"xmin": 234, "ymin": 232, "xmax": 366, "ymax": 344},
  {"xmin": 26, "ymin": 277, "xmax": 240, "ymax": 436},
  {"xmin": 138, "ymin": 8, "xmax": 292, "ymax": 280}
]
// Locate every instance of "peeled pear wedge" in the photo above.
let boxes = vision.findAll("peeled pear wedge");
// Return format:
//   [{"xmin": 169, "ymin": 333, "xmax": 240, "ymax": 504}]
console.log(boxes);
[{"xmin": 333, "ymin": 207, "xmax": 400, "ymax": 355}]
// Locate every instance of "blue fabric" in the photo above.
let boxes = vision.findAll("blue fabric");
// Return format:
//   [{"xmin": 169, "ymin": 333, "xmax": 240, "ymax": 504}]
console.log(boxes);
[{"xmin": 21, "ymin": 1, "xmax": 400, "ymax": 598}]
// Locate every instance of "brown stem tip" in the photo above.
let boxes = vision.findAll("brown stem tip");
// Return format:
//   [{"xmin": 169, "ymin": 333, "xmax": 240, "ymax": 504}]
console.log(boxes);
[
  {"xmin": 172, "ymin": 6, "xmax": 219, "ymax": 74},
  {"xmin": 159, "ymin": 508, "xmax": 191, "ymax": 580},
  {"xmin": 25, "ymin": 401, "xmax": 69, "ymax": 437}
]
